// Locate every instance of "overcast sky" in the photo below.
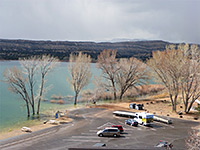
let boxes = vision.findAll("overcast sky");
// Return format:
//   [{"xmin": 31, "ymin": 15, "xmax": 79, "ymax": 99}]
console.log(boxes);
[{"xmin": 0, "ymin": 0, "xmax": 199, "ymax": 43}]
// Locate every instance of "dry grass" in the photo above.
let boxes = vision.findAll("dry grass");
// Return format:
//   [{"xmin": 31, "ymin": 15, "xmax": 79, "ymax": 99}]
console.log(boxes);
[
  {"xmin": 0, "ymin": 115, "xmax": 72, "ymax": 140},
  {"xmin": 94, "ymin": 84, "xmax": 165, "ymax": 101},
  {"xmin": 50, "ymin": 99, "xmax": 65, "ymax": 104},
  {"xmin": 50, "ymin": 100, "xmax": 57, "ymax": 103},
  {"xmin": 133, "ymin": 84, "xmax": 165, "ymax": 95},
  {"xmin": 57, "ymin": 100, "xmax": 65, "ymax": 104},
  {"xmin": 151, "ymin": 92, "xmax": 169, "ymax": 99}
]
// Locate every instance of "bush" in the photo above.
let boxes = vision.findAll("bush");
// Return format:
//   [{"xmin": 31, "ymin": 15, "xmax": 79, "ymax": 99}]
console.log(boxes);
[
  {"xmin": 125, "ymin": 84, "xmax": 165, "ymax": 98},
  {"xmin": 50, "ymin": 100, "xmax": 57, "ymax": 103},
  {"xmin": 57, "ymin": 100, "xmax": 65, "ymax": 104}
]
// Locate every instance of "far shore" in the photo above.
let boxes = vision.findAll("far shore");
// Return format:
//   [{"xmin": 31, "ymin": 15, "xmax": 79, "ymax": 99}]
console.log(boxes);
[{"xmin": 0, "ymin": 97, "xmax": 199, "ymax": 140}]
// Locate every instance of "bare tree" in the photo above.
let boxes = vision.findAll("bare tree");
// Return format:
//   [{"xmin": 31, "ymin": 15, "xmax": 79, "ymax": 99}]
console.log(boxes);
[
  {"xmin": 36, "ymin": 55, "xmax": 59, "ymax": 115},
  {"xmin": 20, "ymin": 57, "xmax": 38, "ymax": 115},
  {"xmin": 147, "ymin": 46, "xmax": 185, "ymax": 112},
  {"xmin": 3, "ymin": 55, "xmax": 59, "ymax": 117},
  {"xmin": 92, "ymin": 75, "xmax": 108, "ymax": 101},
  {"xmin": 3, "ymin": 67, "xmax": 31, "ymax": 117},
  {"xmin": 67, "ymin": 52, "xmax": 92, "ymax": 105},
  {"xmin": 116, "ymin": 57, "xmax": 149, "ymax": 100},
  {"xmin": 97, "ymin": 50, "xmax": 119, "ymax": 100},
  {"xmin": 179, "ymin": 44, "xmax": 200, "ymax": 113}
]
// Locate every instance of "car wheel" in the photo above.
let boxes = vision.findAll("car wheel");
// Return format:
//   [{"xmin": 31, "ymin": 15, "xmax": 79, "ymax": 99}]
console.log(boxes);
[
  {"xmin": 99, "ymin": 133, "xmax": 103, "ymax": 137},
  {"xmin": 113, "ymin": 134, "xmax": 117, "ymax": 137}
]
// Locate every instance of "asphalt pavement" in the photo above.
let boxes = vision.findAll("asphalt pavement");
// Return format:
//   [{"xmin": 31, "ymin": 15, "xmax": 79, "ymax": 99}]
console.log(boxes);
[{"xmin": 0, "ymin": 107, "xmax": 199, "ymax": 150}]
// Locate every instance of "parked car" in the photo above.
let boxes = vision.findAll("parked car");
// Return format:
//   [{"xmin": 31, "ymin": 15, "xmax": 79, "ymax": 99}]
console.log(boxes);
[
  {"xmin": 111, "ymin": 125, "xmax": 124, "ymax": 132},
  {"xmin": 129, "ymin": 103, "xmax": 136, "ymax": 109},
  {"xmin": 97, "ymin": 127, "xmax": 120, "ymax": 137},
  {"xmin": 155, "ymin": 140, "xmax": 173, "ymax": 148},
  {"xmin": 135, "ymin": 104, "xmax": 143, "ymax": 110},
  {"xmin": 129, "ymin": 103, "xmax": 143, "ymax": 110},
  {"xmin": 125, "ymin": 119, "xmax": 138, "ymax": 126}
]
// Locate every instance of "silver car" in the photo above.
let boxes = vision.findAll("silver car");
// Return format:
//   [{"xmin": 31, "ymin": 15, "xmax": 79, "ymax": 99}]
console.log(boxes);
[{"xmin": 97, "ymin": 127, "xmax": 120, "ymax": 137}]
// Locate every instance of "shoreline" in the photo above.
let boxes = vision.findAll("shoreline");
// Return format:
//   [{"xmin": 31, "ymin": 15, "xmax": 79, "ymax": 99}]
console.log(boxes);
[
  {"xmin": 0, "ymin": 98, "xmax": 199, "ymax": 140},
  {"xmin": 0, "ymin": 104, "xmax": 83, "ymax": 140}
]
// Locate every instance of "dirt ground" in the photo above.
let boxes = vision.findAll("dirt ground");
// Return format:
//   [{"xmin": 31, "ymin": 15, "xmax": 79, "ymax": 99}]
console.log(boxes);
[
  {"xmin": 0, "ymin": 117, "xmax": 72, "ymax": 140},
  {"xmin": 91, "ymin": 98, "xmax": 200, "ymax": 122}
]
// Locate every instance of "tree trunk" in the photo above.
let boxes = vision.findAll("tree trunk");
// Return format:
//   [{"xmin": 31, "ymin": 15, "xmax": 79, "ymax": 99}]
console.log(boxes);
[
  {"xmin": 74, "ymin": 93, "xmax": 78, "ymax": 105},
  {"xmin": 119, "ymin": 90, "xmax": 125, "ymax": 100},
  {"xmin": 111, "ymin": 80, "xmax": 117, "ymax": 100},
  {"xmin": 173, "ymin": 104, "xmax": 176, "ymax": 112},
  {"xmin": 32, "ymin": 104, "xmax": 35, "ymax": 115},
  {"xmin": 184, "ymin": 101, "xmax": 188, "ymax": 113},
  {"xmin": 170, "ymin": 94, "xmax": 176, "ymax": 112},
  {"xmin": 26, "ymin": 102, "xmax": 30, "ymax": 117},
  {"xmin": 114, "ymin": 90, "xmax": 117, "ymax": 100},
  {"xmin": 31, "ymin": 88, "xmax": 35, "ymax": 115},
  {"xmin": 119, "ymin": 93, "xmax": 123, "ymax": 100},
  {"xmin": 187, "ymin": 100, "xmax": 195, "ymax": 113},
  {"xmin": 37, "ymin": 76, "xmax": 44, "ymax": 115},
  {"xmin": 37, "ymin": 98, "xmax": 41, "ymax": 115},
  {"xmin": 173, "ymin": 94, "xmax": 177, "ymax": 112}
]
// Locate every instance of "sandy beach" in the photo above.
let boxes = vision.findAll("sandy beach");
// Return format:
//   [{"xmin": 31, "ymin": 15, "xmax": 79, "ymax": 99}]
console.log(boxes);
[{"xmin": 0, "ymin": 117, "xmax": 73, "ymax": 140}]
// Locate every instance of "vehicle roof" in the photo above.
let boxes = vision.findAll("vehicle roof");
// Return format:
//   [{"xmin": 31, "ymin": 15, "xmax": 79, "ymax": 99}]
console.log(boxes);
[
  {"xmin": 136, "ymin": 112, "xmax": 153, "ymax": 116},
  {"xmin": 112, "ymin": 125, "xmax": 122, "ymax": 127},
  {"xmin": 104, "ymin": 127, "xmax": 118, "ymax": 130}
]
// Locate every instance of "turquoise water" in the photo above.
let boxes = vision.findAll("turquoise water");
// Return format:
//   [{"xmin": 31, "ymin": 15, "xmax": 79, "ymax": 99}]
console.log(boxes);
[{"xmin": 0, "ymin": 61, "xmax": 100, "ymax": 130}]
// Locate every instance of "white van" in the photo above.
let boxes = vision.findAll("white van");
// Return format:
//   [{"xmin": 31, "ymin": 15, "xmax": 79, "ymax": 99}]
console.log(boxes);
[{"xmin": 134, "ymin": 112, "xmax": 153, "ymax": 126}]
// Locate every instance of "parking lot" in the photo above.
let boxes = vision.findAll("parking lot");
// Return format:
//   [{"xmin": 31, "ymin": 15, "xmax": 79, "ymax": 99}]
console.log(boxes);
[
  {"xmin": 65, "ymin": 112, "xmax": 184, "ymax": 149},
  {"xmin": 0, "ymin": 107, "xmax": 199, "ymax": 150}
]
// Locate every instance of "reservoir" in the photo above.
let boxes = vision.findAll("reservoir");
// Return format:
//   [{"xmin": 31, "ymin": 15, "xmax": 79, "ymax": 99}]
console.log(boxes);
[{"xmin": 0, "ymin": 61, "xmax": 99, "ymax": 131}]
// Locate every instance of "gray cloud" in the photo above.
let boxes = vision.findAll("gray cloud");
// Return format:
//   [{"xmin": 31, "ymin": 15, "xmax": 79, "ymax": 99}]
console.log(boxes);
[{"xmin": 0, "ymin": 0, "xmax": 199, "ymax": 43}]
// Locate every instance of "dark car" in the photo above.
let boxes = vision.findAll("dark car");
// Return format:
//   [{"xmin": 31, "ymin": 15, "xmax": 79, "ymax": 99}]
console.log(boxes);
[
  {"xmin": 112, "ymin": 125, "xmax": 124, "ymax": 132},
  {"xmin": 129, "ymin": 103, "xmax": 136, "ymax": 109},
  {"xmin": 125, "ymin": 119, "xmax": 138, "ymax": 126},
  {"xmin": 129, "ymin": 103, "xmax": 143, "ymax": 110}
]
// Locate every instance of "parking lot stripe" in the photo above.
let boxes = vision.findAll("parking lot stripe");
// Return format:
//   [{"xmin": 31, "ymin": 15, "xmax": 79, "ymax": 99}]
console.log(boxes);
[
  {"xmin": 64, "ymin": 139, "xmax": 101, "ymax": 142},
  {"xmin": 97, "ymin": 122, "xmax": 116, "ymax": 129},
  {"xmin": 71, "ymin": 135, "xmax": 100, "ymax": 139},
  {"xmin": 89, "ymin": 129, "xmax": 98, "ymax": 132},
  {"xmin": 118, "ymin": 121, "xmax": 125, "ymax": 125},
  {"xmin": 154, "ymin": 121, "xmax": 174, "ymax": 128},
  {"xmin": 123, "ymin": 128, "xmax": 135, "ymax": 130},
  {"xmin": 149, "ymin": 128, "xmax": 156, "ymax": 131},
  {"xmin": 81, "ymin": 132, "xmax": 95, "ymax": 135}
]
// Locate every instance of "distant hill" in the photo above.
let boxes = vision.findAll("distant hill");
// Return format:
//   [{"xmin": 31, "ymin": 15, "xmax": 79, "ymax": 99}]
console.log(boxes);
[{"xmin": 0, "ymin": 39, "xmax": 173, "ymax": 61}]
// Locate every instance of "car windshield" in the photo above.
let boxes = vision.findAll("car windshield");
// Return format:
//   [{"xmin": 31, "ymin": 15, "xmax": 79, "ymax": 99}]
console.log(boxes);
[{"xmin": 103, "ymin": 129, "xmax": 108, "ymax": 132}]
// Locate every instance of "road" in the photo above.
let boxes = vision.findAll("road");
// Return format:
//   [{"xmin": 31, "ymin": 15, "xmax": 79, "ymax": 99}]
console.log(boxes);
[{"xmin": 0, "ymin": 107, "xmax": 199, "ymax": 150}]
